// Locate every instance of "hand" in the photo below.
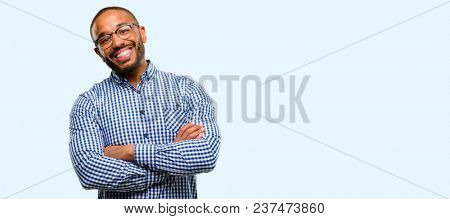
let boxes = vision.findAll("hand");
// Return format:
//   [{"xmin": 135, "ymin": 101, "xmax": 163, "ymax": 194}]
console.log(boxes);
[
  {"xmin": 174, "ymin": 122, "xmax": 204, "ymax": 143},
  {"xmin": 104, "ymin": 144, "xmax": 134, "ymax": 161}
]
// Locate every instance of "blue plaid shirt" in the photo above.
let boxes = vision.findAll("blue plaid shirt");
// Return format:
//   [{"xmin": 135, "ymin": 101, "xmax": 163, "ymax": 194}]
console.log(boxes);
[{"xmin": 69, "ymin": 61, "xmax": 221, "ymax": 199}]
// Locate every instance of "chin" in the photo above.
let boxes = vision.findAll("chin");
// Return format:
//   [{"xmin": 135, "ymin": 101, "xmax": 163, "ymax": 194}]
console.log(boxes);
[
  {"xmin": 118, "ymin": 60, "xmax": 135, "ymax": 69},
  {"xmin": 106, "ymin": 57, "xmax": 136, "ymax": 75}
]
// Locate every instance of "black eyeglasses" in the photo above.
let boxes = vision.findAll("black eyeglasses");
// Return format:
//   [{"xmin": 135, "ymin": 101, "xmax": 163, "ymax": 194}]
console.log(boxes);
[{"xmin": 94, "ymin": 23, "xmax": 139, "ymax": 49}]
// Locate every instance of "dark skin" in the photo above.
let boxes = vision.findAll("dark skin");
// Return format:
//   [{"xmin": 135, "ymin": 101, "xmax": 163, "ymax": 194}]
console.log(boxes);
[
  {"xmin": 92, "ymin": 10, "xmax": 147, "ymax": 88},
  {"xmin": 91, "ymin": 10, "xmax": 203, "ymax": 161}
]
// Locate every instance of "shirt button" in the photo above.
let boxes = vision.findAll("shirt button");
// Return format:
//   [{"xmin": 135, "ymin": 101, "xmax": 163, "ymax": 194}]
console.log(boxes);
[
  {"xmin": 140, "ymin": 109, "xmax": 145, "ymax": 115},
  {"xmin": 137, "ymin": 90, "xmax": 141, "ymax": 94},
  {"xmin": 143, "ymin": 133, "xmax": 149, "ymax": 139}
]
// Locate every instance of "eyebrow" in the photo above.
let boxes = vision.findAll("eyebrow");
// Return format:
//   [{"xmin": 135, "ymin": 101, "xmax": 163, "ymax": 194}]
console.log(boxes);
[{"xmin": 116, "ymin": 22, "xmax": 130, "ymax": 28}]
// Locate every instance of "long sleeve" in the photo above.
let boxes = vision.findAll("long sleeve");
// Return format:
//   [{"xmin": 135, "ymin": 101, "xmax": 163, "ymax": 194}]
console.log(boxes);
[
  {"xmin": 69, "ymin": 95, "xmax": 166, "ymax": 192},
  {"xmin": 134, "ymin": 78, "xmax": 221, "ymax": 175}
]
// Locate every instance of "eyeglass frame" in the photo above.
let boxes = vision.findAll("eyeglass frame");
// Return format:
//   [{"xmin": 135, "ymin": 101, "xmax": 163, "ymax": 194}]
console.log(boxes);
[{"xmin": 93, "ymin": 23, "xmax": 140, "ymax": 49}]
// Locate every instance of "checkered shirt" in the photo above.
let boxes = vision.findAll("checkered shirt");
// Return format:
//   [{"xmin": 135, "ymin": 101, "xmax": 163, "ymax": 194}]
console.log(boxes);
[{"xmin": 69, "ymin": 61, "xmax": 221, "ymax": 199}]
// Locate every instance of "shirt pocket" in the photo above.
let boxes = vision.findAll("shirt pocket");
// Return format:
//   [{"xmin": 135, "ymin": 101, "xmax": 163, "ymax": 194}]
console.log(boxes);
[{"xmin": 163, "ymin": 107, "xmax": 187, "ymax": 134}]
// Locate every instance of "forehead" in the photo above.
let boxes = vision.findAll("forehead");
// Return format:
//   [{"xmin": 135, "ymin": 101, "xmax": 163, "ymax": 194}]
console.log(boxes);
[{"xmin": 92, "ymin": 10, "xmax": 135, "ymax": 37}]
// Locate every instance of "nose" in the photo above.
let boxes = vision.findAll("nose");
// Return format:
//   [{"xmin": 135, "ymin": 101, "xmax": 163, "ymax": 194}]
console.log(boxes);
[{"xmin": 111, "ymin": 33, "xmax": 127, "ymax": 49}]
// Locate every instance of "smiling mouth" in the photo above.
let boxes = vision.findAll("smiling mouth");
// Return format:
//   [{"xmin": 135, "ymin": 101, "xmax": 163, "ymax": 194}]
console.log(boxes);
[{"xmin": 111, "ymin": 46, "xmax": 134, "ymax": 63}]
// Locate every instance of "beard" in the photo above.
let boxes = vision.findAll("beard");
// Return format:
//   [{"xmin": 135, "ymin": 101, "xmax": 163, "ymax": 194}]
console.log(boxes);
[{"xmin": 105, "ymin": 36, "xmax": 146, "ymax": 77}]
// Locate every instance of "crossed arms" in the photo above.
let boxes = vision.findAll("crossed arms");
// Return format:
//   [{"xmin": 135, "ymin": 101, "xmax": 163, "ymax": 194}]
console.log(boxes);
[{"xmin": 69, "ymin": 82, "xmax": 221, "ymax": 192}]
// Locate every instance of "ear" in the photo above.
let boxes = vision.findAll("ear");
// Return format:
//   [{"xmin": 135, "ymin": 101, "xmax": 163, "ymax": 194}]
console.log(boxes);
[
  {"xmin": 94, "ymin": 47, "xmax": 105, "ymax": 62},
  {"xmin": 139, "ymin": 26, "xmax": 147, "ymax": 44}
]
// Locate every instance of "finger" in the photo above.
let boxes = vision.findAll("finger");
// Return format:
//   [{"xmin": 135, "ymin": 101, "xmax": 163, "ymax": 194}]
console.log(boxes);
[
  {"xmin": 177, "ymin": 122, "xmax": 194, "ymax": 138},
  {"xmin": 195, "ymin": 132, "xmax": 204, "ymax": 139},
  {"xmin": 178, "ymin": 122, "xmax": 194, "ymax": 135},
  {"xmin": 186, "ymin": 128, "xmax": 203, "ymax": 139},
  {"xmin": 188, "ymin": 126, "xmax": 205, "ymax": 139},
  {"xmin": 181, "ymin": 125, "xmax": 201, "ymax": 139}
]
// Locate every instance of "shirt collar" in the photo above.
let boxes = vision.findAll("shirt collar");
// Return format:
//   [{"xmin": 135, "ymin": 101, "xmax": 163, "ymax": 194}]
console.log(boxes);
[{"xmin": 110, "ymin": 60, "xmax": 156, "ymax": 86}]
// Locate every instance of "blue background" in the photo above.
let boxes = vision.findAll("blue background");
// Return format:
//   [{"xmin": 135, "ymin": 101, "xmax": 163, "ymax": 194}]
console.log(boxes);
[{"xmin": 1, "ymin": 0, "xmax": 449, "ymax": 198}]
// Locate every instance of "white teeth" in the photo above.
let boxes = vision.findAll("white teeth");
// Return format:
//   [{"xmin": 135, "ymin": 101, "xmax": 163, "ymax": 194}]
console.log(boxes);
[{"xmin": 116, "ymin": 49, "xmax": 131, "ymax": 58}]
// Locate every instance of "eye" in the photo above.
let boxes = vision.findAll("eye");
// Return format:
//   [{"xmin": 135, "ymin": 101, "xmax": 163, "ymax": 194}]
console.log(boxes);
[
  {"xmin": 98, "ymin": 35, "xmax": 111, "ymax": 45},
  {"xmin": 118, "ymin": 26, "xmax": 131, "ymax": 35}
]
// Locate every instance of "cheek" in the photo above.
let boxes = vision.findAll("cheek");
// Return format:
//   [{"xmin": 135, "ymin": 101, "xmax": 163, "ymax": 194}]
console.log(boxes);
[
  {"xmin": 101, "ymin": 49, "xmax": 112, "ymax": 59},
  {"xmin": 101, "ymin": 51, "xmax": 109, "ymax": 60}
]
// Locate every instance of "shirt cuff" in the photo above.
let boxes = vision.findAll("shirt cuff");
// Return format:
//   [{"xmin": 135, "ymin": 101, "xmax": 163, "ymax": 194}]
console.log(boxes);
[{"xmin": 134, "ymin": 143, "xmax": 156, "ymax": 168}]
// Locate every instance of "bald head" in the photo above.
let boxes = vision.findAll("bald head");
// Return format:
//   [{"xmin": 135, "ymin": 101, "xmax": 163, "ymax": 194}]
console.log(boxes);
[{"xmin": 90, "ymin": 6, "xmax": 139, "ymax": 42}]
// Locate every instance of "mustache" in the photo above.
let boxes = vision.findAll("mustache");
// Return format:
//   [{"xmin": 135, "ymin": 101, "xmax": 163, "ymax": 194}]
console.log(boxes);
[{"xmin": 108, "ymin": 42, "xmax": 136, "ymax": 59}]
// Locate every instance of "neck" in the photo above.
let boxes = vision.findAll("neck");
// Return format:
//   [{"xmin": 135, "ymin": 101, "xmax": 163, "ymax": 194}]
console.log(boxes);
[{"xmin": 124, "ymin": 59, "xmax": 148, "ymax": 88}]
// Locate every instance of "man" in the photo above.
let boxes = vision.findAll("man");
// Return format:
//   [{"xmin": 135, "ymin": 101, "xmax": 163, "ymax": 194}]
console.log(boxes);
[{"xmin": 69, "ymin": 6, "xmax": 221, "ymax": 199}]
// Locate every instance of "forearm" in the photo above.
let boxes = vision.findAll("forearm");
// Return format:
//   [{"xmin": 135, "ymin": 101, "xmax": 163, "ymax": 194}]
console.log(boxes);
[
  {"xmin": 70, "ymin": 149, "xmax": 166, "ymax": 192},
  {"xmin": 134, "ymin": 135, "xmax": 221, "ymax": 175},
  {"xmin": 69, "ymin": 95, "xmax": 167, "ymax": 192}
]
